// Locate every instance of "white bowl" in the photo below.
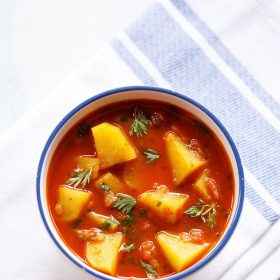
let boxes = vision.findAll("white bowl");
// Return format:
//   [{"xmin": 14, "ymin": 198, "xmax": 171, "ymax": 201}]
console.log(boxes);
[{"xmin": 37, "ymin": 86, "xmax": 244, "ymax": 279}]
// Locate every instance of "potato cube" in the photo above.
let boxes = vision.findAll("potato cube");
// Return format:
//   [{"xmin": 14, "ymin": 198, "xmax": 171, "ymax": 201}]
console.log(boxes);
[
  {"xmin": 56, "ymin": 185, "xmax": 92, "ymax": 222},
  {"xmin": 76, "ymin": 156, "xmax": 99, "ymax": 179},
  {"xmin": 95, "ymin": 172, "xmax": 124, "ymax": 193},
  {"xmin": 156, "ymin": 232, "xmax": 209, "ymax": 272},
  {"xmin": 165, "ymin": 132, "xmax": 206, "ymax": 185},
  {"xmin": 138, "ymin": 190, "xmax": 188, "ymax": 224},
  {"xmin": 91, "ymin": 122, "xmax": 137, "ymax": 169},
  {"xmin": 193, "ymin": 169, "xmax": 211, "ymax": 200},
  {"xmin": 86, "ymin": 232, "xmax": 124, "ymax": 275},
  {"xmin": 194, "ymin": 170, "xmax": 220, "ymax": 200},
  {"xmin": 87, "ymin": 211, "xmax": 120, "ymax": 231}
]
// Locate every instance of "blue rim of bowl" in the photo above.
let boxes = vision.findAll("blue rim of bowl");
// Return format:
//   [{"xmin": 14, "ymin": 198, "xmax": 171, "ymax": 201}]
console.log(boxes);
[{"xmin": 36, "ymin": 85, "xmax": 244, "ymax": 280}]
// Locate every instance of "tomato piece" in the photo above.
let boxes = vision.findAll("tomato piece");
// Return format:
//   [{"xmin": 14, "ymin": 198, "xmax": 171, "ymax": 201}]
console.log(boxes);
[
  {"xmin": 206, "ymin": 178, "xmax": 220, "ymax": 200},
  {"xmin": 189, "ymin": 229, "xmax": 205, "ymax": 245},
  {"xmin": 104, "ymin": 191, "xmax": 117, "ymax": 208},
  {"xmin": 189, "ymin": 139, "xmax": 205, "ymax": 160},
  {"xmin": 151, "ymin": 112, "xmax": 165, "ymax": 128},
  {"xmin": 77, "ymin": 228, "xmax": 105, "ymax": 242},
  {"xmin": 139, "ymin": 241, "xmax": 156, "ymax": 261}
]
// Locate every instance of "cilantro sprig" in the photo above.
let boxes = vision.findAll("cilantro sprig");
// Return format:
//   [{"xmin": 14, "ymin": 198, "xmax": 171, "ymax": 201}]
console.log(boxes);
[
  {"xmin": 185, "ymin": 199, "xmax": 217, "ymax": 228},
  {"xmin": 101, "ymin": 215, "xmax": 120, "ymax": 229},
  {"xmin": 129, "ymin": 107, "xmax": 149, "ymax": 137},
  {"xmin": 113, "ymin": 194, "xmax": 136, "ymax": 214},
  {"xmin": 119, "ymin": 243, "xmax": 136, "ymax": 253},
  {"xmin": 100, "ymin": 183, "xmax": 111, "ymax": 192},
  {"xmin": 140, "ymin": 261, "xmax": 159, "ymax": 279},
  {"xmin": 143, "ymin": 148, "xmax": 160, "ymax": 164},
  {"xmin": 68, "ymin": 167, "xmax": 92, "ymax": 188}
]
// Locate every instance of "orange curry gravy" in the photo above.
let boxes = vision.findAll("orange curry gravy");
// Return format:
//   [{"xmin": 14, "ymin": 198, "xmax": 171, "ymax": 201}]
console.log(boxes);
[{"xmin": 47, "ymin": 100, "xmax": 234, "ymax": 278}]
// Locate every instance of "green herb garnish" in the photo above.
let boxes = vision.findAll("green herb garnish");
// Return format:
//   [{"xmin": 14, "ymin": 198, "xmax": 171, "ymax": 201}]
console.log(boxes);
[
  {"xmin": 143, "ymin": 148, "xmax": 160, "ymax": 164},
  {"xmin": 185, "ymin": 199, "xmax": 217, "ymax": 228},
  {"xmin": 119, "ymin": 243, "xmax": 136, "ymax": 253},
  {"xmin": 77, "ymin": 123, "xmax": 90, "ymax": 136},
  {"xmin": 100, "ymin": 183, "xmax": 111, "ymax": 192},
  {"xmin": 129, "ymin": 107, "xmax": 149, "ymax": 137},
  {"xmin": 113, "ymin": 194, "xmax": 136, "ymax": 214},
  {"xmin": 101, "ymin": 221, "xmax": 111, "ymax": 230},
  {"xmin": 140, "ymin": 261, "xmax": 159, "ymax": 279},
  {"xmin": 67, "ymin": 167, "xmax": 92, "ymax": 188},
  {"xmin": 71, "ymin": 219, "xmax": 84, "ymax": 228},
  {"xmin": 122, "ymin": 214, "xmax": 134, "ymax": 224},
  {"xmin": 101, "ymin": 216, "xmax": 120, "ymax": 229}
]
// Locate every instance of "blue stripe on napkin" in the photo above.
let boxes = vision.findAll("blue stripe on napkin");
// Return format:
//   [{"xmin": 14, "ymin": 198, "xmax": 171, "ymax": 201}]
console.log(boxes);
[
  {"xmin": 246, "ymin": 183, "xmax": 278, "ymax": 223},
  {"xmin": 111, "ymin": 1, "xmax": 280, "ymax": 223},
  {"xmin": 171, "ymin": 0, "xmax": 280, "ymax": 120},
  {"xmin": 111, "ymin": 39, "xmax": 156, "ymax": 86}
]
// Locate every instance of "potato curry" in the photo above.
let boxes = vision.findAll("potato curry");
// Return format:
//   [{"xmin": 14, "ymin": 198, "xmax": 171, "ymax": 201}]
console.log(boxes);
[{"xmin": 47, "ymin": 101, "xmax": 234, "ymax": 278}]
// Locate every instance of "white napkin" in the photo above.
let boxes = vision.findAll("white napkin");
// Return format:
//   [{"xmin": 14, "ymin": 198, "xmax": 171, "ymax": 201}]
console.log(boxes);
[{"xmin": 1, "ymin": 0, "xmax": 280, "ymax": 279}]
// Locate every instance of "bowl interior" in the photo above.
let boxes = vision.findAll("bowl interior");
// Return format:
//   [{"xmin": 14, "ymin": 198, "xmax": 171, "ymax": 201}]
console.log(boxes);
[{"xmin": 37, "ymin": 88, "xmax": 243, "ymax": 280}]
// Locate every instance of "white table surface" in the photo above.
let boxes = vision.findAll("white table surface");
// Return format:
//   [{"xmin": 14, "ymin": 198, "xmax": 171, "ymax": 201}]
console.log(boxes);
[{"xmin": 0, "ymin": 0, "xmax": 155, "ymax": 135}]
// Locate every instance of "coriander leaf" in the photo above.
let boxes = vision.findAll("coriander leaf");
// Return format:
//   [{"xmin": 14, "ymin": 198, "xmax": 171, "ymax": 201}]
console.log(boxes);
[
  {"xmin": 113, "ymin": 194, "xmax": 136, "ymax": 214},
  {"xmin": 143, "ymin": 148, "xmax": 160, "ymax": 164},
  {"xmin": 101, "ymin": 215, "xmax": 120, "ymax": 230},
  {"xmin": 101, "ymin": 220, "xmax": 111, "ymax": 230},
  {"xmin": 140, "ymin": 261, "xmax": 159, "ymax": 279},
  {"xmin": 67, "ymin": 167, "xmax": 92, "ymax": 188},
  {"xmin": 100, "ymin": 183, "xmax": 111, "ymax": 192},
  {"xmin": 76, "ymin": 228, "xmax": 105, "ymax": 242},
  {"xmin": 109, "ymin": 215, "xmax": 120, "ymax": 225},
  {"xmin": 77, "ymin": 123, "xmax": 90, "ymax": 136},
  {"xmin": 71, "ymin": 219, "xmax": 84, "ymax": 228},
  {"xmin": 119, "ymin": 243, "xmax": 136, "ymax": 253},
  {"xmin": 122, "ymin": 214, "xmax": 134, "ymax": 224},
  {"xmin": 185, "ymin": 199, "xmax": 217, "ymax": 228},
  {"xmin": 129, "ymin": 106, "xmax": 149, "ymax": 137}
]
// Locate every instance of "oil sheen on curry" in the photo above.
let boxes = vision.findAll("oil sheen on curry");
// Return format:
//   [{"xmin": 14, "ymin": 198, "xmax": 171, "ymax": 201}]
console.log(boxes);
[{"xmin": 47, "ymin": 101, "xmax": 234, "ymax": 278}]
